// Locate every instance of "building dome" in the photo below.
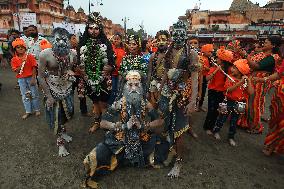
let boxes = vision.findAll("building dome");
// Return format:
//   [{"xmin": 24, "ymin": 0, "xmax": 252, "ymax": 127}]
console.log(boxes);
[
  {"xmin": 66, "ymin": 5, "xmax": 75, "ymax": 11},
  {"xmin": 78, "ymin": 7, "xmax": 84, "ymax": 13}
]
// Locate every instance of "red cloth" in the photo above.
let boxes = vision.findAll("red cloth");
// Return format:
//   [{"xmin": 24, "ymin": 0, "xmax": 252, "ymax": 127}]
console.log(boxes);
[
  {"xmin": 112, "ymin": 45, "xmax": 126, "ymax": 76},
  {"xmin": 11, "ymin": 54, "xmax": 37, "ymax": 78},
  {"xmin": 277, "ymin": 59, "xmax": 284, "ymax": 74},
  {"xmin": 151, "ymin": 47, "xmax": 158, "ymax": 53},
  {"xmin": 224, "ymin": 76, "xmax": 248, "ymax": 101},
  {"xmin": 200, "ymin": 55, "xmax": 210, "ymax": 76},
  {"xmin": 207, "ymin": 67, "xmax": 226, "ymax": 91}
]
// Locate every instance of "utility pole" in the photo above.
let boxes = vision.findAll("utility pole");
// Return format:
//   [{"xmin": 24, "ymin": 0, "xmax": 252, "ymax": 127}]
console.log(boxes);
[
  {"xmin": 89, "ymin": 0, "xmax": 91, "ymax": 14},
  {"xmin": 268, "ymin": 7, "xmax": 276, "ymax": 33},
  {"xmin": 122, "ymin": 17, "xmax": 129, "ymax": 40},
  {"xmin": 89, "ymin": 0, "xmax": 103, "ymax": 15},
  {"xmin": 15, "ymin": 0, "xmax": 21, "ymax": 31}
]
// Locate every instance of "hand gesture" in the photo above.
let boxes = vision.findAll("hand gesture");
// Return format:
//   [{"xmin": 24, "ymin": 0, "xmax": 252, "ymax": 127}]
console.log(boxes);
[{"xmin": 46, "ymin": 97, "xmax": 55, "ymax": 109}]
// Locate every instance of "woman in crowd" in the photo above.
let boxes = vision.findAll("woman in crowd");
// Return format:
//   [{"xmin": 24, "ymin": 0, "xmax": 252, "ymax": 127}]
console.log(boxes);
[
  {"xmin": 118, "ymin": 34, "xmax": 148, "ymax": 94},
  {"xmin": 254, "ymin": 59, "xmax": 284, "ymax": 155},
  {"xmin": 109, "ymin": 33, "xmax": 126, "ymax": 104},
  {"xmin": 246, "ymin": 36, "xmax": 281, "ymax": 134}
]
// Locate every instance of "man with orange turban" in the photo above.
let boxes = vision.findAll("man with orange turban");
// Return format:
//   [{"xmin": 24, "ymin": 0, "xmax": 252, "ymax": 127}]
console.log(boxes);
[{"xmin": 198, "ymin": 44, "xmax": 214, "ymax": 112}]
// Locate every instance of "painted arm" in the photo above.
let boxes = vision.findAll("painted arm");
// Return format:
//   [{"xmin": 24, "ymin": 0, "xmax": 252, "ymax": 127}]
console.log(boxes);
[
  {"xmin": 146, "ymin": 53, "xmax": 154, "ymax": 90},
  {"xmin": 38, "ymin": 51, "xmax": 54, "ymax": 107}
]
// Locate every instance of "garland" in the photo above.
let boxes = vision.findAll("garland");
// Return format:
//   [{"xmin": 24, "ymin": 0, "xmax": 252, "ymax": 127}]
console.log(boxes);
[
  {"xmin": 81, "ymin": 39, "xmax": 108, "ymax": 94},
  {"xmin": 119, "ymin": 54, "xmax": 147, "ymax": 77}
]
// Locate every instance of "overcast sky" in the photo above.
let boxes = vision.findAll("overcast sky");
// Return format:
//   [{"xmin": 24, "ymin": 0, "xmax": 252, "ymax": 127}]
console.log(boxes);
[{"xmin": 68, "ymin": 0, "xmax": 268, "ymax": 35}]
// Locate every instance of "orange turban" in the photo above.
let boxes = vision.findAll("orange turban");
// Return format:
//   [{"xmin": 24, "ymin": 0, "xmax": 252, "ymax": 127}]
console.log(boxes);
[
  {"xmin": 217, "ymin": 47, "xmax": 234, "ymax": 63},
  {"xmin": 40, "ymin": 39, "xmax": 52, "ymax": 50},
  {"xmin": 201, "ymin": 44, "xmax": 213, "ymax": 53},
  {"xmin": 227, "ymin": 39, "xmax": 241, "ymax": 51},
  {"xmin": 233, "ymin": 59, "xmax": 250, "ymax": 75},
  {"xmin": 12, "ymin": 38, "xmax": 26, "ymax": 49}
]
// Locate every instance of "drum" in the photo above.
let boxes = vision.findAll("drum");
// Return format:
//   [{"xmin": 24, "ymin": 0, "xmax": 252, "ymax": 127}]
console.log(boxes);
[
  {"xmin": 218, "ymin": 101, "xmax": 228, "ymax": 114},
  {"xmin": 235, "ymin": 101, "xmax": 246, "ymax": 114}
]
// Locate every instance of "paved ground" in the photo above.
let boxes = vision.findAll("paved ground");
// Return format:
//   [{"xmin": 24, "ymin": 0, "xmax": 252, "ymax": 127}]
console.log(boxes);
[{"xmin": 0, "ymin": 68, "xmax": 283, "ymax": 189}]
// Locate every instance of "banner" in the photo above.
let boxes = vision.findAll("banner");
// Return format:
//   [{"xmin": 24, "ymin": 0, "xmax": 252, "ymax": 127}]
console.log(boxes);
[{"xmin": 13, "ymin": 13, "xmax": 37, "ymax": 31}]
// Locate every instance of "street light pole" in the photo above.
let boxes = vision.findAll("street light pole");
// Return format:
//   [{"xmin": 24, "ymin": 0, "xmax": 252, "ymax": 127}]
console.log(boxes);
[
  {"xmin": 89, "ymin": 0, "xmax": 91, "ymax": 14},
  {"xmin": 16, "ymin": 0, "xmax": 21, "ymax": 31},
  {"xmin": 122, "ymin": 17, "xmax": 129, "ymax": 40}
]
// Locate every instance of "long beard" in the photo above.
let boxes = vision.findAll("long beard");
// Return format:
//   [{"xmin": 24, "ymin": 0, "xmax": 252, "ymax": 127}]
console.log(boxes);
[
  {"xmin": 125, "ymin": 92, "xmax": 142, "ymax": 108},
  {"xmin": 53, "ymin": 45, "xmax": 70, "ymax": 57},
  {"xmin": 158, "ymin": 45, "xmax": 168, "ymax": 53}
]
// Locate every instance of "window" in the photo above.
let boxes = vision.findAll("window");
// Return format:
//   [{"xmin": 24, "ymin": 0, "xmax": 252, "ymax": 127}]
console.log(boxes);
[
  {"xmin": 200, "ymin": 19, "xmax": 206, "ymax": 24},
  {"xmin": 18, "ymin": 3, "xmax": 27, "ymax": 9},
  {"xmin": 1, "ymin": 5, "xmax": 9, "ymax": 9}
]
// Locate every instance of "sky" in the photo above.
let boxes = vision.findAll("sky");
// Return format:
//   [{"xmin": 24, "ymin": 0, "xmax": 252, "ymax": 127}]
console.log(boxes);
[{"xmin": 68, "ymin": 0, "xmax": 268, "ymax": 35}]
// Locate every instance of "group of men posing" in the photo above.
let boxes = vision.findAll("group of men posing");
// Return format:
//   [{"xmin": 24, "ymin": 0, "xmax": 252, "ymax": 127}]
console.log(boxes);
[{"xmin": 9, "ymin": 11, "xmax": 284, "ymax": 189}]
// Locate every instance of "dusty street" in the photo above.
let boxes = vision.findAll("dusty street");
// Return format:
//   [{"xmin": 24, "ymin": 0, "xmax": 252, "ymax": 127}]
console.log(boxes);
[{"xmin": 0, "ymin": 69, "xmax": 283, "ymax": 189}]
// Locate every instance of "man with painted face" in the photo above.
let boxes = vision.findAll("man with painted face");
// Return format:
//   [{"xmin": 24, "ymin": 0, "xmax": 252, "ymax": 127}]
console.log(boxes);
[
  {"xmin": 147, "ymin": 30, "xmax": 170, "ymax": 108},
  {"xmin": 38, "ymin": 27, "xmax": 76, "ymax": 157},
  {"xmin": 82, "ymin": 71, "xmax": 171, "ymax": 189},
  {"xmin": 77, "ymin": 12, "xmax": 115, "ymax": 133},
  {"xmin": 159, "ymin": 20, "xmax": 200, "ymax": 178}
]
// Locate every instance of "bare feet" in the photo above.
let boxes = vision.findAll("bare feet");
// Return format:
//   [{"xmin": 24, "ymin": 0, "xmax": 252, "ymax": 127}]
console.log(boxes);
[
  {"xmin": 262, "ymin": 147, "xmax": 273, "ymax": 156},
  {"xmin": 89, "ymin": 124, "xmax": 99, "ymax": 133},
  {"xmin": 206, "ymin": 130, "xmax": 213, "ymax": 135},
  {"xmin": 58, "ymin": 145, "xmax": 70, "ymax": 157},
  {"xmin": 214, "ymin": 133, "xmax": 221, "ymax": 140},
  {"xmin": 22, "ymin": 113, "xmax": 31, "ymax": 120},
  {"xmin": 81, "ymin": 179, "xmax": 98, "ymax": 189},
  {"xmin": 167, "ymin": 161, "xmax": 181, "ymax": 178},
  {"xmin": 188, "ymin": 129, "xmax": 198, "ymax": 139},
  {"xmin": 229, "ymin": 139, "xmax": 236, "ymax": 147},
  {"xmin": 35, "ymin": 111, "xmax": 41, "ymax": 117}
]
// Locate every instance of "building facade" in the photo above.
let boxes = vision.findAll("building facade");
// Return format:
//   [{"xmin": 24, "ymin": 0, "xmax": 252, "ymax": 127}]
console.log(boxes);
[{"xmin": 0, "ymin": 0, "xmax": 124, "ymax": 37}]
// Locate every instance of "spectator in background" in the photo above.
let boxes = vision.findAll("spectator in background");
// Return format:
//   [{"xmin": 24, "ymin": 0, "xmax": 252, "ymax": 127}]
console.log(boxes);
[
  {"xmin": 141, "ymin": 39, "xmax": 152, "ymax": 64},
  {"xmin": 7, "ymin": 29, "xmax": 21, "ymax": 89},
  {"xmin": 21, "ymin": 26, "xmax": 31, "ymax": 45},
  {"xmin": 109, "ymin": 32, "xmax": 126, "ymax": 104},
  {"xmin": 7, "ymin": 29, "xmax": 20, "ymax": 61},
  {"xmin": 25, "ymin": 25, "xmax": 47, "ymax": 64}
]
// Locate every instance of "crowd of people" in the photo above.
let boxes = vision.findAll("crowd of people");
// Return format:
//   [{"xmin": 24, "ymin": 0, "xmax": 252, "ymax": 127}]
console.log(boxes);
[{"xmin": 1, "ymin": 11, "xmax": 283, "ymax": 189}]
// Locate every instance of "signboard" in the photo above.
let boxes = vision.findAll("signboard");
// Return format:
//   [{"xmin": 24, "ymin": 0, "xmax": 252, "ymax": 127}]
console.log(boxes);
[
  {"xmin": 52, "ymin": 22, "xmax": 76, "ymax": 34},
  {"xmin": 13, "ymin": 13, "xmax": 37, "ymax": 31},
  {"xmin": 53, "ymin": 22, "xmax": 85, "ymax": 35}
]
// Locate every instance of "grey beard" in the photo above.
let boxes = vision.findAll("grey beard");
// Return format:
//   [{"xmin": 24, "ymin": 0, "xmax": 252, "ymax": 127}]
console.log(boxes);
[
  {"xmin": 125, "ymin": 92, "xmax": 142, "ymax": 108},
  {"xmin": 53, "ymin": 46, "xmax": 70, "ymax": 56}
]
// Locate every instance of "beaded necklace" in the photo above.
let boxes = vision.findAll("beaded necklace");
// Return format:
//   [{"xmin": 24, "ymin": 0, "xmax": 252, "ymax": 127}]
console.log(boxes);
[{"xmin": 84, "ymin": 38, "xmax": 108, "ymax": 93}]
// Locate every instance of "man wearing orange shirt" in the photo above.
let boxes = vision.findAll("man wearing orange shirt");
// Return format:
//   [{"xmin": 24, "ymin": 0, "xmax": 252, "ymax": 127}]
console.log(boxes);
[{"xmin": 198, "ymin": 44, "xmax": 214, "ymax": 111}]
